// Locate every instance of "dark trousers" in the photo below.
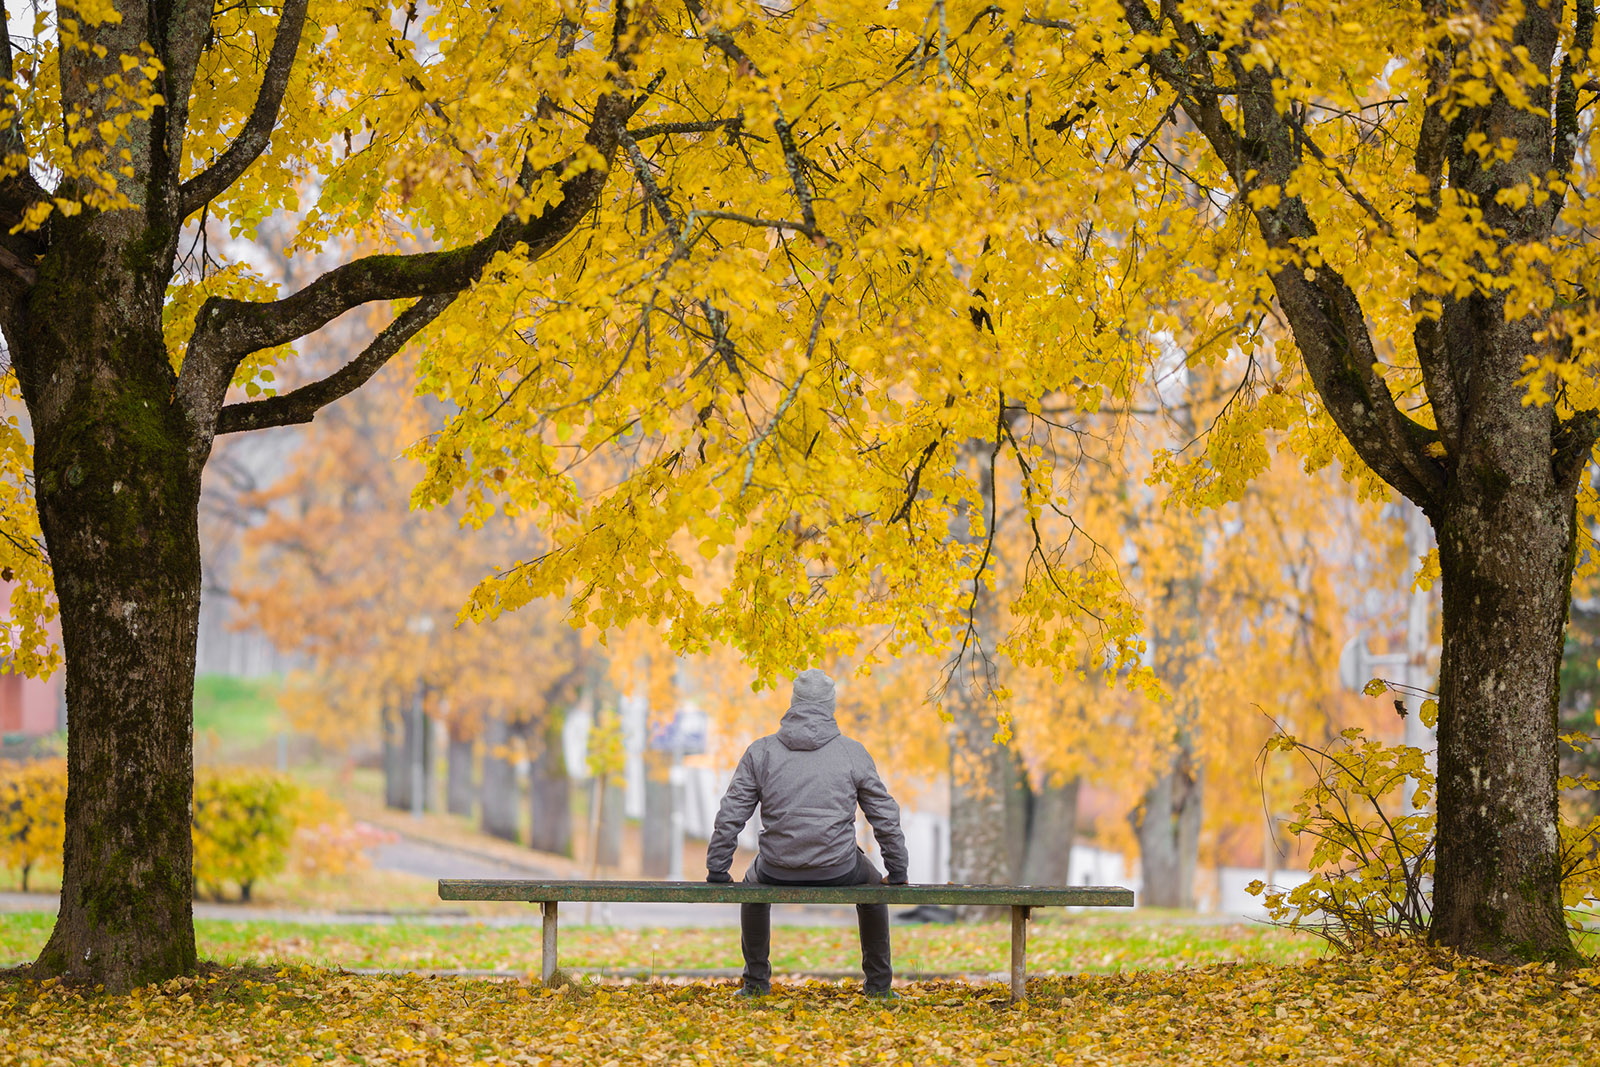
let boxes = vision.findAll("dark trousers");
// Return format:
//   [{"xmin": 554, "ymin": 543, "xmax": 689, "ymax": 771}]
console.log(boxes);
[{"xmin": 740, "ymin": 852, "xmax": 892, "ymax": 992}]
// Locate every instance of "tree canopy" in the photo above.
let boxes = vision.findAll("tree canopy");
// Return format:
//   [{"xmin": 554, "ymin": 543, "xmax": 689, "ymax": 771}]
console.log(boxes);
[{"xmin": 4, "ymin": 0, "xmax": 1600, "ymax": 983}]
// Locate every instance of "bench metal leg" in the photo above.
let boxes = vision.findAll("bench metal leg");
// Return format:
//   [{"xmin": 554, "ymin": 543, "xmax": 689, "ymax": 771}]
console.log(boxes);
[
  {"xmin": 541, "ymin": 901, "xmax": 559, "ymax": 987},
  {"xmin": 1010, "ymin": 905, "xmax": 1030, "ymax": 1004}
]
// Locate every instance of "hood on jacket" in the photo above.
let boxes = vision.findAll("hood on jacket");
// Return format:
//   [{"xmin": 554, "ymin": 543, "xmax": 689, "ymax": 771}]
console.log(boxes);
[{"xmin": 776, "ymin": 668, "xmax": 840, "ymax": 751}]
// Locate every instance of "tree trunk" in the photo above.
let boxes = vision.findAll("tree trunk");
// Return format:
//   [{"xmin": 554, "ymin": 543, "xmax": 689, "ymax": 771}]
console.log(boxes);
[
  {"xmin": 1004, "ymin": 749, "xmax": 1031, "ymax": 883},
  {"xmin": 480, "ymin": 713, "xmax": 520, "ymax": 842},
  {"xmin": 947, "ymin": 675, "xmax": 1010, "ymax": 916},
  {"xmin": 946, "ymin": 439, "xmax": 1011, "ymax": 918},
  {"xmin": 1021, "ymin": 776, "xmax": 1080, "ymax": 887},
  {"xmin": 528, "ymin": 716, "xmax": 572, "ymax": 857},
  {"xmin": 382, "ymin": 700, "xmax": 407, "ymax": 811},
  {"xmin": 1, "ymin": 0, "xmax": 619, "ymax": 992},
  {"xmin": 446, "ymin": 730, "xmax": 476, "ymax": 818},
  {"xmin": 599, "ymin": 780, "xmax": 625, "ymax": 869},
  {"xmin": 1430, "ymin": 484, "xmax": 1578, "ymax": 961},
  {"xmin": 24, "ymin": 285, "xmax": 206, "ymax": 988},
  {"xmin": 1133, "ymin": 746, "xmax": 1202, "ymax": 909},
  {"xmin": 1132, "ymin": 387, "xmax": 1205, "ymax": 912},
  {"xmin": 400, "ymin": 693, "xmax": 433, "ymax": 814},
  {"xmin": 641, "ymin": 749, "xmax": 673, "ymax": 877},
  {"xmin": 1125, "ymin": 0, "xmax": 1587, "ymax": 959},
  {"xmin": 948, "ymin": 690, "xmax": 1010, "ymax": 916}
]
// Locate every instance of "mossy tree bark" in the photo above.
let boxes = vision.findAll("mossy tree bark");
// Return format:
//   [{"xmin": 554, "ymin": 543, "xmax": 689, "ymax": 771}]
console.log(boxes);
[
  {"xmin": 15, "ymin": 216, "xmax": 207, "ymax": 990},
  {"xmin": 399, "ymin": 692, "xmax": 434, "ymax": 814},
  {"xmin": 1004, "ymin": 748, "xmax": 1031, "ymax": 882},
  {"xmin": 1429, "ymin": 438, "xmax": 1579, "ymax": 959},
  {"xmin": 523, "ymin": 664, "xmax": 583, "ymax": 857},
  {"xmin": 382, "ymin": 697, "xmax": 408, "ymax": 811},
  {"xmin": 947, "ymin": 686, "xmax": 1010, "ymax": 897},
  {"xmin": 1118, "ymin": 0, "xmax": 1594, "ymax": 960}
]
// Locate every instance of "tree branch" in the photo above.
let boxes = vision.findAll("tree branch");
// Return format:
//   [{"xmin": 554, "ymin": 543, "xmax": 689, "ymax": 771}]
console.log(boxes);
[
  {"xmin": 215, "ymin": 293, "xmax": 456, "ymax": 435},
  {"xmin": 191, "ymin": 116, "xmax": 622, "ymax": 359},
  {"xmin": 1408, "ymin": 4, "xmax": 1464, "ymax": 448},
  {"xmin": 177, "ymin": 0, "xmax": 310, "ymax": 219},
  {"xmin": 153, "ymin": 0, "xmax": 221, "ymax": 214},
  {"xmin": 0, "ymin": 1, "xmax": 45, "ymax": 267},
  {"xmin": 629, "ymin": 117, "xmax": 743, "ymax": 140},
  {"xmin": 0, "ymin": 243, "xmax": 36, "ymax": 285},
  {"xmin": 0, "ymin": 2, "xmax": 13, "ymax": 85},
  {"xmin": 1551, "ymin": 0, "xmax": 1595, "ymax": 233},
  {"xmin": 889, "ymin": 435, "xmax": 944, "ymax": 526},
  {"xmin": 1115, "ymin": 0, "xmax": 1445, "ymax": 509},
  {"xmin": 1554, "ymin": 409, "xmax": 1600, "ymax": 494},
  {"xmin": 621, "ymin": 131, "xmax": 683, "ymax": 242},
  {"xmin": 685, "ymin": 0, "xmax": 816, "ymax": 233},
  {"xmin": 179, "ymin": 0, "xmax": 642, "ymax": 438}
]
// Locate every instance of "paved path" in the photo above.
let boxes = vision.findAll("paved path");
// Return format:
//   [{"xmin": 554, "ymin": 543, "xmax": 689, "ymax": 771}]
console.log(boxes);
[{"xmin": 369, "ymin": 836, "xmax": 554, "ymax": 882}]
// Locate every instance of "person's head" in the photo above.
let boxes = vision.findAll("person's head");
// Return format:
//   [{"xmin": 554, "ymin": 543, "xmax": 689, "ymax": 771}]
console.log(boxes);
[
  {"xmin": 790, "ymin": 668, "xmax": 835, "ymax": 708},
  {"xmin": 777, "ymin": 668, "xmax": 839, "ymax": 750}
]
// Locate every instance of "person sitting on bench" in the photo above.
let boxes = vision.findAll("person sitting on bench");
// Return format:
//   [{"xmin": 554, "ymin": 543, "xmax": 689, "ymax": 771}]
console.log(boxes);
[{"xmin": 705, "ymin": 668, "xmax": 909, "ymax": 998}]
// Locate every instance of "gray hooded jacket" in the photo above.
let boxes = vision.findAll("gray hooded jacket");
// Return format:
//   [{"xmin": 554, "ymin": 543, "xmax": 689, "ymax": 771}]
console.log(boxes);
[{"xmin": 706, "ymin": 669, "xmax": 909, "ymax": 882}]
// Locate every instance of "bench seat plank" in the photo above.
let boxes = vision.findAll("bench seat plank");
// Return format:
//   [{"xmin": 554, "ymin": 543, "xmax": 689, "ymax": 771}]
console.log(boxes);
[{"xmin": 438, "ymin": 879, "xmax": 1134, "ymax": 907}]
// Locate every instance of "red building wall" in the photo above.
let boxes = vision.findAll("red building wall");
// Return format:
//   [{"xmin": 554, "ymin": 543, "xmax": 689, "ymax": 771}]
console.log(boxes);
[
  {"xmin": 0, "ymin": 669, "xmax": 62, "ymax": 736},
  {"xmin": 0, "ymin": 594, "xmax": 64, "ymax": 737}
]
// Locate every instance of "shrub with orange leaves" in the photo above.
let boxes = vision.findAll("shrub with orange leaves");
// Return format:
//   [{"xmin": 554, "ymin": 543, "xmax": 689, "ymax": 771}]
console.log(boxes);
[{"xmin": 287, "ymin": 787, "xmax": 397, "ymax": 880}]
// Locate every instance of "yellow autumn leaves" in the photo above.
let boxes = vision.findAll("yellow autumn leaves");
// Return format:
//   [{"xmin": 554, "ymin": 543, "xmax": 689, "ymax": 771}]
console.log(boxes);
[
  {"xmin": 0, "ymin": 760, "xmax": 64, "ymax": 894},
  {"xmin": 6, "ymin": 2, "xmax": 165, "ymax": 234},
  {"xmin": 4, "ymin": 0, "xmax": 1596, "ymax": 707},
  {"xmin": 3, "ymin": 952, "xmax": 1598, "ymax": 1066}
]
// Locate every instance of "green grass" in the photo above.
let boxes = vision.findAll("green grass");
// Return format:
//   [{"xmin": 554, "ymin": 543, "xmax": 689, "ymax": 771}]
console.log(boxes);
[
  {"xmin": 192, "ymin": 674, "xmax": 282, "ymax": 752},
  {"xmin": 0, "ymin": 912, "xmax": 1320, "ymax": 975}
]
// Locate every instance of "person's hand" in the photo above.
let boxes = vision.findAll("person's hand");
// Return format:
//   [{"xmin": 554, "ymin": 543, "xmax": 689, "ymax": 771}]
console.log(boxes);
[
  {"xmin": 706, "ymin": 870, "xmax": 733, "ymax": 883},
  {"xmin": 884, "ymin": 873, "xmax": 908, "ymax": 886}
]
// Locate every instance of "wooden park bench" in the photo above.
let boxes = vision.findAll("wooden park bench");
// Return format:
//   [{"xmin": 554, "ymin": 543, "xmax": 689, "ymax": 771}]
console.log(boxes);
[{"xmin": 438, "ymin": 879, "xmax": 1135, "ymax": 1002}]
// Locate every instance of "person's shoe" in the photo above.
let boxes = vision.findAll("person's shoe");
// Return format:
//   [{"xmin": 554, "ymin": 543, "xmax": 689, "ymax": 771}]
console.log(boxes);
[
  {"xmin": 864, "ymin": 988, "xmax": 900, "ymax": 1001},
  {"xmin": 736, "ymin": 984, "xmax": 770, "ymax": 998}
]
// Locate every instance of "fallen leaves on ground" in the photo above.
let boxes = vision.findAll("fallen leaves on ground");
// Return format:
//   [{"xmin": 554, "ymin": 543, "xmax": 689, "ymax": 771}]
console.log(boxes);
[{"xmin": 3, "ymin": 949, "xmax": 1597, "ymax": 1066}]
